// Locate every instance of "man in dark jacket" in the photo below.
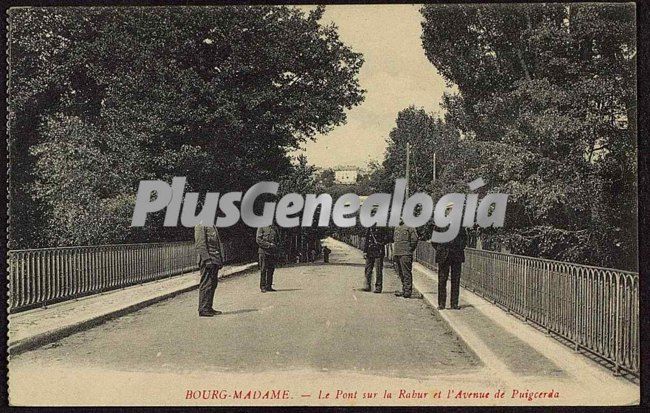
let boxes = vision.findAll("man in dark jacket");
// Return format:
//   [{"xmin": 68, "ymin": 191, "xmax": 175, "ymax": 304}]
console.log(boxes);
[
  {"xmin": 322, "ymin": 246, "xmax": 331, "ymax": 263},
  {"xmin": 393, "ymin": 219, "xmax": 419, "ymax": 298},
  {"xmin": 256, "ymin": 224, "xmax": 281, "ymax": 292},
  {"xmin": 362, "ymin": 224, "xmax": 388, "ymax": 293},
  {"xmin": 433, "ymin": 227, "xmax": 467, "ymax": 310},
  {"xmin": 194, "ymin": 224, "xmax": 224, "ymax": 317}
]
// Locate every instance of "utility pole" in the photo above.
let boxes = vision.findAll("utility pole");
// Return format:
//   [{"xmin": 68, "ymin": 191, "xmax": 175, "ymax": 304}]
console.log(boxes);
[{"xmin": 405, "ymin": 142, "xmax": 411, "ymax": 197}]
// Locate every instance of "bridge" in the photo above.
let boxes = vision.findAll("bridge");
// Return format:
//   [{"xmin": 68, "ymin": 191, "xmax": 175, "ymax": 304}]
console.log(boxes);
[{"xmin": 7, "ymin": 236, "xmax": 639, "ymax": 406}]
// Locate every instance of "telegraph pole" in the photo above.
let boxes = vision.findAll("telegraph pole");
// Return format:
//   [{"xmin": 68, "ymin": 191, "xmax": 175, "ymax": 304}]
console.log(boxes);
[{"xmin": 405, "ymin": 142, "xmax": 411, "ymax": 196}]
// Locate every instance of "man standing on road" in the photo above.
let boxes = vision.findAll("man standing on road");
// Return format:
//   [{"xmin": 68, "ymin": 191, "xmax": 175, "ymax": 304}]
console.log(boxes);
[
  {"xmin": 362, "ymin": 224, "xmax": 388, "ymax": 293},
  {"xmin": 194, "ymin": 224, "xmax": 224, "ymax": 317},
  {"xmin": 257, "ymin": 223, "xmax": 281, "ymax": 292},
  {"xmin": 433, "ymin": 226, "xmax": 467, "ymax": 310},
  {"xmin": 393, "ymin": 219, "xmax": 419, "ymax": 298},
  {"xmin": 322, "ymin": 245, "xmax": 331, "ymax": 263}
]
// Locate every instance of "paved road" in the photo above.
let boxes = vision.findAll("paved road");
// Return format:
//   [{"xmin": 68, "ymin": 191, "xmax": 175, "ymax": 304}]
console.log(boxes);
[
  {"xmin": 9, "ymin": 240, "xmax": 638, "ymax": 406},
  {"xmin": 10, "ymin": 240, "xmax": 478, "ymax": 378}
]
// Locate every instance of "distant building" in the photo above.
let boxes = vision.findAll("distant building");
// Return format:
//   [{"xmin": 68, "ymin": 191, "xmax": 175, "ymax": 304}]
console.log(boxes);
[{"xmin": 333, "ymin": 166, "xmax": 358, "ymax": 185}]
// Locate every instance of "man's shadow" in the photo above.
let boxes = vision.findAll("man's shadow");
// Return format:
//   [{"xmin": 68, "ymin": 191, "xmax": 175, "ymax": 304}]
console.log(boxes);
[
  {"xmin": 324, "ymin": 262, "xmax": 367, "ymax": 268},
  {"xmin": 456, "ymin": 304, "xmax": 474, "ymax": 309},
  {"xmin": 220, "ymin": 308, "xmax": 259, "ymax": 316},
  {"xmin": 280, "ymin": 261, "xmax": 366, "ymax": 268}
]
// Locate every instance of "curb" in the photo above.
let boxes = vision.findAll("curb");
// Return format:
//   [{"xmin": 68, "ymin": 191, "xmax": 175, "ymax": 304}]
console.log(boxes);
[
  {"xmin": 9, "ymin": 263, "xmax": 258, "ymax": 356},
  {"xmin": 332, "ymin": 238, "xmax": 506, "ymax": 379},
  {"xmin": 408, "ymin": 263, "xmax": 517, "ymax": 384}
]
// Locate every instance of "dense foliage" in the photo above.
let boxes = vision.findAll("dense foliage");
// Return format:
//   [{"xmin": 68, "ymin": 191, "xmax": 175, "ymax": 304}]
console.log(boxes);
[
  {"xmin": 8, "ymin": 6, "xmax": 364, "ymax": 248},
  {"xmin": 370, "ymin": 107, "xmax": 480, "ymax": 241},
  {"xmin": 416, "ymin": 3, "xmax": 636, "ymax": 269}
]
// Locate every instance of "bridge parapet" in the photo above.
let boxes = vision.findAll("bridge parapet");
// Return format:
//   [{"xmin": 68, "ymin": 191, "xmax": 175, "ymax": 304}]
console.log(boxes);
[
  {"xmin": 7, "ymin": 240, "xmax": 244, "ymax": 314},
  {"xmin": 340, "ymin": 234, "xmax": 639, "ymax": 377}
]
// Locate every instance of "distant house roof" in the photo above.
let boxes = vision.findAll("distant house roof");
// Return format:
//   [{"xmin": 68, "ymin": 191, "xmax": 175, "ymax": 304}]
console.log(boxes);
[{"xmin": 332, "ymin": 165, "xmax": 359, "ymax": 171}]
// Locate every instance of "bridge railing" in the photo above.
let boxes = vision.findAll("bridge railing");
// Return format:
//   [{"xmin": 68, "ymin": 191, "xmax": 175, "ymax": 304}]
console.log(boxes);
[
  {"xmin": 342, "ymin": 234, "xmax": 639, "ymax": 376},
  {"xmin": 7, "ymin": 240, "xmax": 243, "ymax": 314}
]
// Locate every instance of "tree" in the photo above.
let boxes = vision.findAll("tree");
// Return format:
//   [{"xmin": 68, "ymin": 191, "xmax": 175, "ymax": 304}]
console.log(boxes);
[
  {"xmin": 8, "ymin": 6, "xmax": 365, "ymax": 247},
  {"xmin": 315, "ymin": 168, "xmax": 336, "ymax": 190},
  {"xmin": 420, "ymin": 3, "xmax": 637, "ymax": 269},
  {"xmin": 29, "ymin": 115, "xmax": 147, "ymax": 245},
  {"xmin": 376, "ymin": 107, "xmax": 479, "ymax": 239},
  {"xmin": 278, "ymin": 155, "xmax": 318, "ymax": 196}
]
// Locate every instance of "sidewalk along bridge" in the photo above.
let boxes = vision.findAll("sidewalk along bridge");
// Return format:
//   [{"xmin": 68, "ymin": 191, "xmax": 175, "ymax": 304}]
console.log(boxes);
[
  {"xmin": 7, "ymin": 234, "xmax": 639, "ymax": 378},
  {"xmin": 339, "ymin": 234, "xmax": 639, "ymax": 378},
  {"xmin": 6, "ymin": 240, "xmax": 254, "ymax": 314}
]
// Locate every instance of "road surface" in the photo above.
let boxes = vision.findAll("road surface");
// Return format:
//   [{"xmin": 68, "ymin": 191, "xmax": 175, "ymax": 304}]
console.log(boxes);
[{"xmin": 9, "ymin": 239, "xmax": 484, "ymax": 405}]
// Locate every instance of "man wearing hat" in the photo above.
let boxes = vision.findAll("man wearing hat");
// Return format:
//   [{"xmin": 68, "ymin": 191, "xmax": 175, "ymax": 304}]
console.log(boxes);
[
  {"xmin": 362, "ymin": 223, "xmax": 389, "ymax": 293},
  {"xmin": 432, "ymin": 205, "xmax": 468, "ymax": 309},
  {"xmin": 257, "ymin": 222, "xmax": 281, "ymax": 292},
  {"xmin": 194, "ymin": 224, "xmax": 224, "ymax": 317},
  {"xmin": 393, "ymin": 218, "xmax": 419, "ymax": 298}
]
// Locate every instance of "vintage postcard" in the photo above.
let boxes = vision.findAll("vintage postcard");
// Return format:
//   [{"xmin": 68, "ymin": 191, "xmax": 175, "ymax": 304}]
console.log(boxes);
[{"xmin": 5, "ymin": 2, "xmax": 640, "ymax": 407}]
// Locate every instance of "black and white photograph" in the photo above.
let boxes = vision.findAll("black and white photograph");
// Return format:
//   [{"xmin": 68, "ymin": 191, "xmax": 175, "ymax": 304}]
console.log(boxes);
[{"xmin": 5, "ymin": 2, "xmax": 641, "ymax": 407}]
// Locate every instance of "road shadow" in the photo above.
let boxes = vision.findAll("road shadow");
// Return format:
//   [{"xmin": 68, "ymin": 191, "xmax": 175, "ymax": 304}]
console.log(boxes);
[
  {"xmin": 387, "ymin": 293, "xmax": 425, "ymax": 299},
  {"xmin": 353, "ymin": 288, "xmax": 374, "ymax": 292},
  {"xmin": 220, "ymin": 308, "xmax": 259, "ymax": 316},
  {"xmin": 270, "ymin": 288, "xmax": 302, "ymax": 292},
  {"xmin": 279, "ymin": 262, "xmax": 366, "ymax": 268},
  {"xmin": 441, "ymin": 304, "xmax": 474, "ymax": 311},
  {"xmin": 320, "ymin": 262, "xmax": 367, "ymax": 268}
]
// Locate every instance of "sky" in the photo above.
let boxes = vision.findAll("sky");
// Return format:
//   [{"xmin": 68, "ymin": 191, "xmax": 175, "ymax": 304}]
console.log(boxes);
[{"xmin": 293, "ymin": 4, "xmax": 452, "ymax": 169}]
